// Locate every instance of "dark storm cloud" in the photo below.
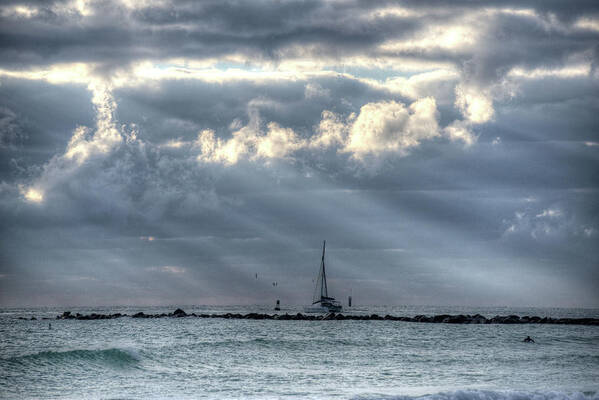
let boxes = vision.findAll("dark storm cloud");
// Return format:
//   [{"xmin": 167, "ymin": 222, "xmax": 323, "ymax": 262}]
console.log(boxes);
[
  {"xmin": 0, "ymin": 79, "xmax": 94, "ymax": 182},
  {"xmin": 0, "ymin": 0, "xmax": 417, "ymax": 69},
  {"xmin": 0, "ymin": 0, "xmax": 596, "ymax": 76}
]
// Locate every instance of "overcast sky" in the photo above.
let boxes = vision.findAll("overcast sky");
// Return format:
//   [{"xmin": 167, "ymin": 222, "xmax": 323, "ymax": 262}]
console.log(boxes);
[{"xmin": 0, "ymin": 0, "xmax": 598, "ymax": 308}]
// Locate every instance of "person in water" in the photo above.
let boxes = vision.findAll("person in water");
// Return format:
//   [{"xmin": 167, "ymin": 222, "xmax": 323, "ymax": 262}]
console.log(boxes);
[{"xmin": 523, "ymin": 336, "xmax": 535, "ymax": 343}]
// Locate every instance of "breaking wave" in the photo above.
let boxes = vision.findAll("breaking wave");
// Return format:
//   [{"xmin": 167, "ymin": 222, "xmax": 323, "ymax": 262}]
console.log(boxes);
[{"xmin": 5, "ymin": 348, "xmax": 140, "ymax": 368}]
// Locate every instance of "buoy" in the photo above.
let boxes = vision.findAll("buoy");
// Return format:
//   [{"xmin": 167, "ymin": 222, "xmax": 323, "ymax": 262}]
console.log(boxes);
[
  {"xmin": 274, "ymin": 299, "xmax": 281, "ymax": 311},
  {"xmin": 348, "ymin": 295, "xmax": 352, "ymax": 307}
]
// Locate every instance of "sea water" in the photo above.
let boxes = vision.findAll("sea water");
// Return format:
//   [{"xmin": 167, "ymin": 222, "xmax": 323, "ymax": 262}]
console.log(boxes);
[{"xmin": 1, "ymin": 305, "xmax": 598, "ymax": 399}]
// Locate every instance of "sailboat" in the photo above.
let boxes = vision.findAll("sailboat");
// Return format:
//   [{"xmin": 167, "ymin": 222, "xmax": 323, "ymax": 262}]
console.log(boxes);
[{"xmin": 304, "ymin": 240, "xmax": 343, "ymax": 313}]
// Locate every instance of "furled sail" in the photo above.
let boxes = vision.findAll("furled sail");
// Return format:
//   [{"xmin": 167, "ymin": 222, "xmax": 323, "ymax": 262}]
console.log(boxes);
[{"xmin": 312, "ymin": 240, "xmax": 328, "ymax": 304}]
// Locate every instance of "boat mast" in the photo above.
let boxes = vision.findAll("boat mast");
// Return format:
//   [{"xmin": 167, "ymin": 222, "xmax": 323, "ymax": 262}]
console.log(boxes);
[{"xmin": 321, "ymin": 240, "xmax": 328, "ymax": 299}]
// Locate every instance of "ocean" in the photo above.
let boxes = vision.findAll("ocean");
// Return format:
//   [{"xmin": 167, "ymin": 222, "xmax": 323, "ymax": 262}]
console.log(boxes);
[{"xmin": 1, "ymin": 305, "xmax": 598, "ymax": 399}]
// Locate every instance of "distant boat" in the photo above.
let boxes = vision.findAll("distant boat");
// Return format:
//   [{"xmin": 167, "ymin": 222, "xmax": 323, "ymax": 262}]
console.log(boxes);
[{"xmin": 304, "ymin": 241, "xmax": 342, "ymax": 313}]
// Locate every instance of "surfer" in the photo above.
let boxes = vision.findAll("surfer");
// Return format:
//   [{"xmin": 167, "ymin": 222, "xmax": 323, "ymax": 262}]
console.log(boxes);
[{"xmin": 523, "ymin": 336, "xmax": 534, "ymax": 343}]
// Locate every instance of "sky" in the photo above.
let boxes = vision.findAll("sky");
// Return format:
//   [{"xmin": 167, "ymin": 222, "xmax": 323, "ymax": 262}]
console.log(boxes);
[{"xmin": 0, "ymin": 0, "xmax": 598, "ymax": 308}]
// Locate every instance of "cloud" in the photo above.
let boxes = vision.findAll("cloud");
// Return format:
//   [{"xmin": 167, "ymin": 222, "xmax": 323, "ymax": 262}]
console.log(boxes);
[
  {"xmin": 195, "ymin": 97, "xmax": 444, "ymax": 165},
  {"xmin": 147, "ymin": 266, "xmax": 186, "ymax": 274},
  {"xmin": 343, "ymin": 97, "xmax": 440, "ymax": 159},
  {"xmin": 0, "ymin": 106, "xmax": 26, "ymax": 148},
  {"xmin": 310, "ymin": 110, "xmax": 348, "ymax": 149},
  {"xmin": 196, "ymin": 111, "xmax": 305, "ymax": 165},
  {"xmin": 304, "ymin": 82, "xmax": 330, "ymax": 99},
  {"xmin": 454, "ymin": 83, "xmax": 494, "ymax": 124},
  {"xmin": 443, "ymin": 119, "xmax": 477, "ymax": 146},
  {"xmin": 502, "ymin": 204, "xmax": 596, "ymax": 243},
  {"xmin": 536, "ymin": 208, "xmax": 562, "ymax": 218},
  {"xmin": 19, "ymin": 185, "xmax": 43, "ymax": 203},
  {"xmin": 14, "ymin": 81, "xmax": 124, "ymax": 208}
]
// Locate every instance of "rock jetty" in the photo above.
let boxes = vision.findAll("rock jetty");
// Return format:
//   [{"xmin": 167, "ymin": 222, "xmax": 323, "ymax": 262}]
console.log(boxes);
[{"xmin": 40, "ymin": 310, "xmax": 599, "ymax": 326}]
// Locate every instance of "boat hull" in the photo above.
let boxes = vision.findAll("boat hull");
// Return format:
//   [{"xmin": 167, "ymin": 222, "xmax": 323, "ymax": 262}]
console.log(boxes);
[{"xmin": 303, "ymin": 302, "xmax": 342, "ymax": 314}]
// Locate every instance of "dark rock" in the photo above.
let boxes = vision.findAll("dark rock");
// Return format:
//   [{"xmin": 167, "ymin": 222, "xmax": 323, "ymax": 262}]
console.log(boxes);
[
  {"xmin": 489, "ymin": 315, "xmax": 502, "ymax": 323},
  {"xmin": 30, "ymin": 317, "xmax": 37, "ymax": 320},
  {"xmin": 414, "ymin": 315, "xmax": 433, "ymax": 323},
  {"xmin": 445, "ymin": 315, "xmax": 468, "ymax": 324},
  {"xmin": 469, "ymin": 314, "xmax": 487, "ymax": 324},
  {"xmin": 433, "ymin": 314, "xmax": 451, "ymax": 323},
  {"xmin": 503, "ymin": 315, "xmax": 521, "ymax": 324},
  {"xmin": 59, "ymin": 311, "xmax": 75, "ymax": 319},
  {"xmin": 384, "ymin": 315, "xmax": 400, "ymax": 321},
  {"xmin": 36, "ymin": 310, "xmax": 599, "ymax": 326}
]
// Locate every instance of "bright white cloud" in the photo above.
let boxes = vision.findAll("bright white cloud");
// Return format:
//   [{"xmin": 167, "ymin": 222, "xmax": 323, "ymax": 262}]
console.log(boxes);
[
  {"xmin": 536, "ymin": 208, "xmax": 562, "ymax": 218},
  {"xmin": 454, "ymin": 83, "xmax": 494, "ymax": 124},
  {"xmin": 2, "ymin": 5, "xmax": 38, "ymax": 18},
  {"xmin": 508, "ymin": 64, "xmax": 592, "ymax": 79},
  {"xmin": 443, "ymin": 120, "xmax": 477, "ymax": 146},
  {"xmin": 379, "ymin": 24, "xmax": 478, "ymax": 53},
  {"xmin": 196, "ymin": 97, "xmax": 447, "ymax": 165},
  {"xmin": 574, "ymin": 17, "xmax": 599, "ymax": 32},
  {"xmin": 64, "ymin": 83, "xmax": 122, "ymax": 164},
  {"xmin": 197, "ymin": 115, "xmax": 305, "ymax": 165},
  {"xmin": 255, "ymin": 123, "xmax": 305, "ymax": 159},
  {"xmin": 0, "ymin": 63, "xmax": 93, "ymax": 85},
  {"xmin": 19, "ymin": 185, "xmax": 44, "ymax": 203},
  {"xmin": 310, "ymin": 110, "xmax": 350, "ymax": 149},
  {"xmin": 343, "ymin": 98, "xmax": 440, "ymax": 159}
]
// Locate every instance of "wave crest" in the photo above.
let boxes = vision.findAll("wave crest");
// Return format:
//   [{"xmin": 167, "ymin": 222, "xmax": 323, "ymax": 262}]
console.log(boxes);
[{"xmin": 6, "ymin": 348, "xmax": 140, "ymax": 368}]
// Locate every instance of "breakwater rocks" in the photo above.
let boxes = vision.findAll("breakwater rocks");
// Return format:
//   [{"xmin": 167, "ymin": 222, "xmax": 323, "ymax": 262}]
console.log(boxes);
[{"xmin": 44, "ymin": 309, "xmax": 599, "ymax": 325}]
